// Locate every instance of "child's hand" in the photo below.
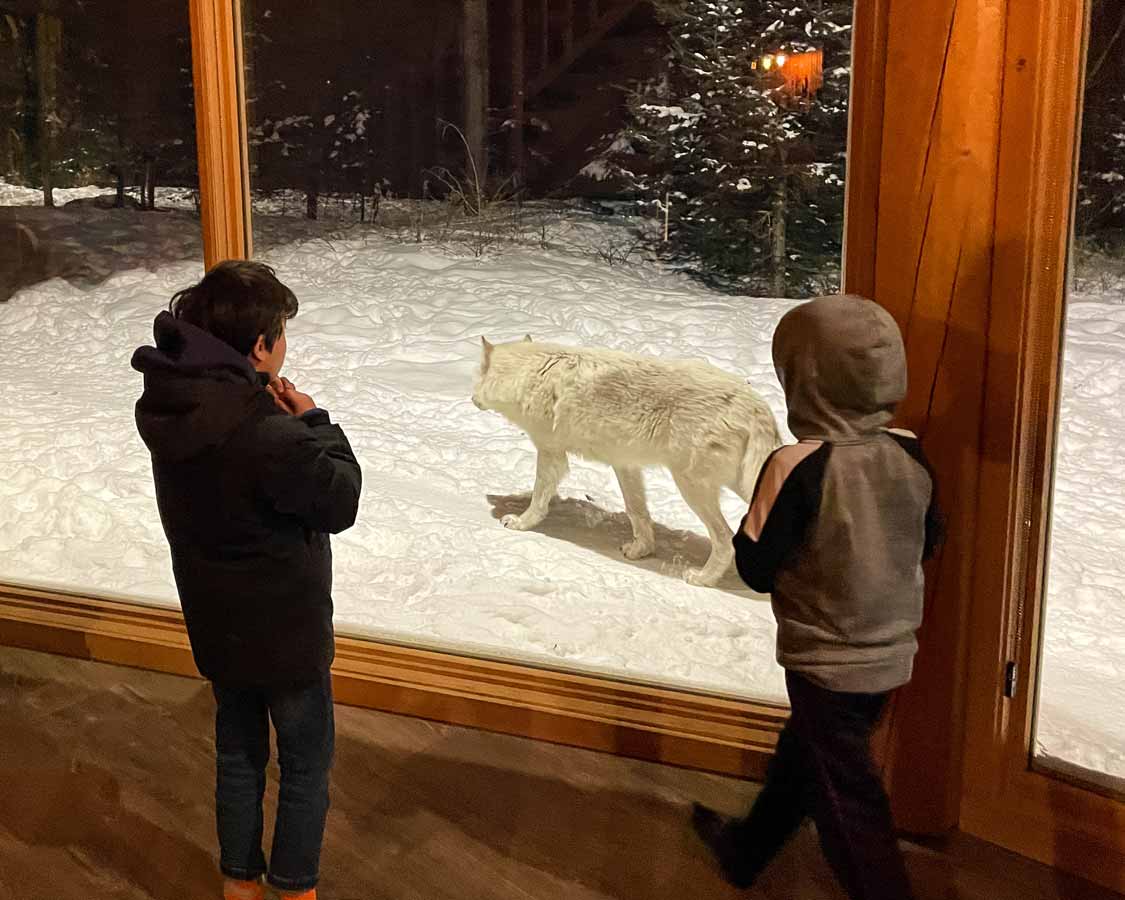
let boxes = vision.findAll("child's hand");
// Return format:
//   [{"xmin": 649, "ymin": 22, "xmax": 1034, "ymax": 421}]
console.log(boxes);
[
  {"xmin": 266, "ymin": 377, "xmax": 290, "ymax": 413},
  {"xmin": 270, "ymin": 376, "xmax": 317, "ymax": 416}
]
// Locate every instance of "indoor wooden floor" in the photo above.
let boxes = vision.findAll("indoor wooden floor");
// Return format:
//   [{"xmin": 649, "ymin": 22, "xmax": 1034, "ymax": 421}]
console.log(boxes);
[{"xmin": 0, "ymin": 645, "xmax": 1117, "ymax": 900}]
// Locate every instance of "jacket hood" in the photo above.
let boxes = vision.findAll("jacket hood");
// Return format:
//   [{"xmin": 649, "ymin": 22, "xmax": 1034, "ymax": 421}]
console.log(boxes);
[
  {"xmin": 772, "ymin": 294, "xmax": 907, "ymax": 440},
  {"xmin": 132, "ymin": 311, "xmax": 268, "ymax": 462}
]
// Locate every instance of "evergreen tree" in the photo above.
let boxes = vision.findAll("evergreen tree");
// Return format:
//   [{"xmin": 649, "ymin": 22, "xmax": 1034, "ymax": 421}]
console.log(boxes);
[{"xmin": 611, "ymin": 0, "xmax": 852, "ymax": 296}]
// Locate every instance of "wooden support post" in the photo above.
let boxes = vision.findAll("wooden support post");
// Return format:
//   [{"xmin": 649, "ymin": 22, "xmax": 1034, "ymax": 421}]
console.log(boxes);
[
  {"xmin": 189, "ymin": 0, "xmax": 252, "ymax": 265},
  {"xmin": 845, "ymin": 0, "xmax": 1008, "ymax": 836}
]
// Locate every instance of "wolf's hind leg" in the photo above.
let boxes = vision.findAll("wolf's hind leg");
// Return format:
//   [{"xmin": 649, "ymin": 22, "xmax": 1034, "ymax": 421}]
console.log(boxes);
[
  {"xmin": 614, "ymin": 466, "xmax": 656, "ymax": 560},
  {"xmin": 502, "ymin": 449, "xmax": 568, "ymax": 531},
  {"xmin": 672, "ymin": 473, "xmax": 734, "ymax": 587}
]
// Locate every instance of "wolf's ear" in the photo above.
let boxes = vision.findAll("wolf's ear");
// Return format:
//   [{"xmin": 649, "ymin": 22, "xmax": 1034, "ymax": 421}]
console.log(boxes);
[
  {"xmin": 523, "ymin": 334, "xmax": 533, "ymax": 343},
  {"xmin": 481, "ymin": 336, "xmax": 494, "ymax": 367}
]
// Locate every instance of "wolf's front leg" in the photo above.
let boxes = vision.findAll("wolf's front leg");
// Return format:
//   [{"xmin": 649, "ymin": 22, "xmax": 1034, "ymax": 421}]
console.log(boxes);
[
  {"xmin": 614, "ymin": 466, "xmax": 656, "ymax": 560},
  {"xmin": 672, "ymin": 473, "xmax": 735, "ymax": 587},
  {"xmin": 502, "ymin": 449, "xmax": 569, "ymax": 531}
]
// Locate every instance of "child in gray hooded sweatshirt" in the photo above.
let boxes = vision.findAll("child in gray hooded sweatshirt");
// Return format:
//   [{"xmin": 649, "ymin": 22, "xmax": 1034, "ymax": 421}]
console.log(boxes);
[{"xmin": 693, "ymin": 294, "xmax": 941, "ymax": 900}]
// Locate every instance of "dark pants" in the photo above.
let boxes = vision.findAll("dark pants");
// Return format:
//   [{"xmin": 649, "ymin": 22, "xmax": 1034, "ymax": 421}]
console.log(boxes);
[
  {"xmin": 731, "ymin": 671, "xmax": 914, "ymax": 900},
  {"xmin": 212, "ymin": 674, "xmax": 335, "ymax": 893}
]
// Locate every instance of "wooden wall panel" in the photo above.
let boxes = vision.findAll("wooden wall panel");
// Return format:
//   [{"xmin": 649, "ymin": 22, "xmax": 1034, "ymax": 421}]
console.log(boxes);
[
  {"xmin": 846, "ymin": 0, "xmax": 1008, "ymax": 833},
  {"xmin": 851, "ymin": 0, "xmax": 1125, "ymax": 889}
]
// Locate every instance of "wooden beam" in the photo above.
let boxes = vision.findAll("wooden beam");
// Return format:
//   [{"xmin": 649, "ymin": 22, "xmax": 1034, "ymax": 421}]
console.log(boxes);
[
  {"xmin": 0, "ymin": 582, "xmax": 786, "ymax": 781},
  {"xmin": 189, "ymin": 0, "xmax": 252, "ymax": 266},
  {"xmin": 842, "ymin": 0, "xmax": 890, "ymax": 297},
  {"xmin": 846, "ymin": 0, "xmax": 1007, "ymax": 833}
]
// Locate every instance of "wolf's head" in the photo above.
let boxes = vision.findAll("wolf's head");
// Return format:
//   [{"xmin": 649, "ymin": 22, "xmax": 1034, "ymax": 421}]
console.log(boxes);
[{"xmin": 471, "ymin": 335, "xmax": 533, "ymax": 411}]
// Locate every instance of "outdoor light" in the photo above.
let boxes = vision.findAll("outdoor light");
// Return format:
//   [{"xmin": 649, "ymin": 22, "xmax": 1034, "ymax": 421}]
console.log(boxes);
[
  {"xmin": 761, "ymin": 55, "xmax": 774, "ymax": 70},
  {"xmin": 776, "ymin": 53, "xmax": 788, "ymax": 67}
]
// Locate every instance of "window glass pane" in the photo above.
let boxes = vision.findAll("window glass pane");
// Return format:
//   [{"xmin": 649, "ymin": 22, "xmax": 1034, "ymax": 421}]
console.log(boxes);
[
  {"xmin": 0, "ymin": 1, "xmax": 200, "ymax": 602},
  {"xmin": 1036, "ymin": 0, "xmax": 1125, "ymax": 789},
  {"xmin": 241, "ymin": 0, "xmax": 854, "ymax": 698}
]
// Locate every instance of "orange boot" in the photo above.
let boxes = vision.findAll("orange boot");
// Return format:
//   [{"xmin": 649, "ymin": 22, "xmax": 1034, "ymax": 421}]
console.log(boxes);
[
  {"xmin": 222, "ymin": 878, "xmax": 264, "ymax": 900},
  {"xmin": 280, "ymin": 891, "xmax": 316, "ymax": 900}
]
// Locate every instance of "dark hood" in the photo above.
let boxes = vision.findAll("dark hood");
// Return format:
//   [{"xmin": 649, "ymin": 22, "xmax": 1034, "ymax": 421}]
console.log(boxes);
[
  {"xmin": 132, "ymin": 311, "xmax": 268, "ymax": 462},
  {"xmin": 772, "ymin": 294, "xmax": 907, "ymax": 440}
]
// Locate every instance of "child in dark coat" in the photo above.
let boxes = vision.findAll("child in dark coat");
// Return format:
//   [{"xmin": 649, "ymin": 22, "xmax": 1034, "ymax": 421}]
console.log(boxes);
[{"xmin": 133, "ymin": 261, "xmax": 362, "ymax": 900}]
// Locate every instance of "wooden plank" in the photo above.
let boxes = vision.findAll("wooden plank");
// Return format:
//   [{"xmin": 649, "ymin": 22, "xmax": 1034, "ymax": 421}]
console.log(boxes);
[
  {"xmin": 842, "ymin": 0, "xmax": 890, "ymax": 297},
  {"xmin": 848, "ymin": 0, "xmax": 1007, "ymax": 835},
  {"xmin": 956, "ymin": 0, "xmax": 1125, "ymax": 893},
  {"xmin": 0, "ymin": 583, "xmax": 785, "ymax": 781},
  {"xmin": 188, "ymin": 0, "xmax": 252, "ymax": 266}
]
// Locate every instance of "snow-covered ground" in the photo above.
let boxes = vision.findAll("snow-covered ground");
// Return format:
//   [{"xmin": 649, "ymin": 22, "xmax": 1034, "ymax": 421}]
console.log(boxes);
[
  {"xmin": 1, "ymin": 186, "xmax": 1122, "ymax": 783},
  {"xmin": 1038, "ymin": 295, "xmax": 1125, "ymax": 786},
  {"xmin": 0, "ymin": 194, "xmax": 793, "ymax": 703}
]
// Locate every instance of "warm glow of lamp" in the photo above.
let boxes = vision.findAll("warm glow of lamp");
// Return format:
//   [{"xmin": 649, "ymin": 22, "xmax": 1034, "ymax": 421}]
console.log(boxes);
[
  {"xmin": 775, "ymin": 53, "xmax": 788, "ymax": 67},
  {"xmin": 761, "ymin": 55, "xmax": 774, "ymax": 70}
]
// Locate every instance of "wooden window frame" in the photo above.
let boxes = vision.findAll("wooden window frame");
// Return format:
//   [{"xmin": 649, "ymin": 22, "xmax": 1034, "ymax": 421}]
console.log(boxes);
[
  {"xmin": 190, "ymin": 0, "xmax": 252, "ymax": 266},
  {"xmin": 3, "ymin": 2, "xmax": 1125, "ymax": 889},
  {"xmin": 954, "ymin": 0, "xmax": 1125, "ymax": 891},
  {"xmin": 844, "ymin": 0, "xmax": 1125, "ymax": 891}
]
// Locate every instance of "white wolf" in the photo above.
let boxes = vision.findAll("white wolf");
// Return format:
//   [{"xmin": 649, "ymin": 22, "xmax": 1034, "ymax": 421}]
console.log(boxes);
[{"xmin": 471, "ymin": 337, "xmax": 782, "ymax": 586}]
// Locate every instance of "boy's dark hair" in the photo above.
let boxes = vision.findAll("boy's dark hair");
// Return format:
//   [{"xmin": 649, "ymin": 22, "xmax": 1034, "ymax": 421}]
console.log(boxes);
[{"xmin": 169, "ymin": 260, "xmax": 298, "ymax": 355}]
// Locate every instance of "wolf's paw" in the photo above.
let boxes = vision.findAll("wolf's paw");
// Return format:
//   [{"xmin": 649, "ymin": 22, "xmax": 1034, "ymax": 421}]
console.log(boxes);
[
  {"xmin": 501, "ymin": 513, "xmax": 531, "ymax": 531},
  {"xmin": 621, "ymin": 538, "xmax": 655, "ymax": 561},
  {"xmin": 685, "ymin": 567, "xmax": 723, "ymax": 588}
]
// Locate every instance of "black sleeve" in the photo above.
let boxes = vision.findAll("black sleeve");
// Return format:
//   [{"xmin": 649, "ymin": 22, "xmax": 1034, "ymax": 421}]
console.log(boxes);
[
  {"xmin": 257, "ymin": 409, "xmax": 362, "ymax": 534},
  {"xmin": 888, "ymin": 432, "xmax": 945, "ymax": 561},
  {"xmin": 733, "ymin": 444, "xmax": 830, "ymax": 593}
]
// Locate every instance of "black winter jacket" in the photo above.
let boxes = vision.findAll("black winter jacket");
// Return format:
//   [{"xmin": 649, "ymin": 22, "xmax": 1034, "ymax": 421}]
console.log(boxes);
[{"xmin": 132, "ymin": 311, "xmax": 361, "ymax": 687}]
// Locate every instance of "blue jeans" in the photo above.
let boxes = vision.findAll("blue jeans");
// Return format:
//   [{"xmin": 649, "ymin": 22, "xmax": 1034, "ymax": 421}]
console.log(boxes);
[{"xmin": 212, "ymin": 674, "xmax": 334, "ymax": 892}]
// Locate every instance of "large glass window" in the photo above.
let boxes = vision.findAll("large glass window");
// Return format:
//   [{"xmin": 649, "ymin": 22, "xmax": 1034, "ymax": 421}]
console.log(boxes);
[
  {"xmin": 1035, "ymin": 0, "xmax": 1125, "ymax": 790},
  {"xmin": 237, "ymin": 0, "xmax": 854, "ymax": 699},
  {"xmin": 0, "ymin": 0, "xmax": 200, "ymax": 603},
  {"xmin": 1, "ymin": 0, "xmax": 856, "ymax": 702}
]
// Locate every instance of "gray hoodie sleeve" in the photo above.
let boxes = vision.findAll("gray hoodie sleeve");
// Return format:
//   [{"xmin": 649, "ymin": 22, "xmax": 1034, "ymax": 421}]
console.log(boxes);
[{"xmin": 886, "ymin": 432, "xmax": 943, "ymax": 560}]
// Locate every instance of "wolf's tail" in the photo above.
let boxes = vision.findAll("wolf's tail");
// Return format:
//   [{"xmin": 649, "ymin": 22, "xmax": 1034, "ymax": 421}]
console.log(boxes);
[{"xmin": 737, "ymin": 412, "xmax": 783, "ymax": 502}]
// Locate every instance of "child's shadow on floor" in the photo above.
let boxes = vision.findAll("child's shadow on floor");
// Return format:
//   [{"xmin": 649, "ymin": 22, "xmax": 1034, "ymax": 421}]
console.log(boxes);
[{"xmin": 487, "ymin": 493, "xmax": 766, "ymax": 599}]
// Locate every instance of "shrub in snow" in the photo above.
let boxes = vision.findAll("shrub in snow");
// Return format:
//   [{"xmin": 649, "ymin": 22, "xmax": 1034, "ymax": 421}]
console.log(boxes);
[{"xmin": 603, "ymin": 0, "xmax": 852, "ymax": 297}]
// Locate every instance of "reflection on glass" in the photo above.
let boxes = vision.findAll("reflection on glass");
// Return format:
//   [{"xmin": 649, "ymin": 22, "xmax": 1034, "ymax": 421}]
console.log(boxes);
[
  {"xmin": 1036, "ymin": 0, "xmax": 1125, "ymax": 789},
  {"xmin": 239, "ymin": 0, "xmax": 854, "ymax": 699},
  {"xmin": 0, "ymin": 1, "xmax": 199, "ymax": 600}
]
